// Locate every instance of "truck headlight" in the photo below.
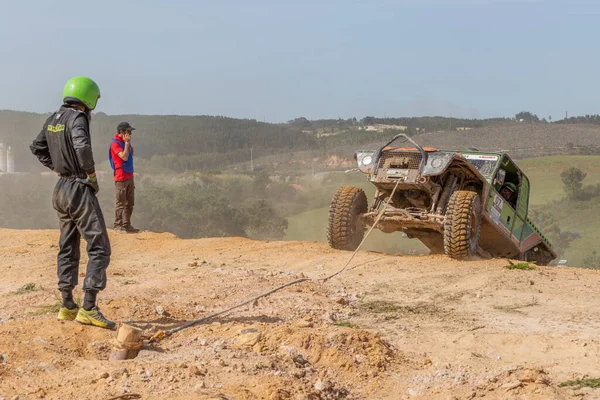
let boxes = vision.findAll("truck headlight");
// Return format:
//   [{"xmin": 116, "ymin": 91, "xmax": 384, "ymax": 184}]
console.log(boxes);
[{"xmin": 355, "ymin": 151, "xmax": 376, "ymax": 174}]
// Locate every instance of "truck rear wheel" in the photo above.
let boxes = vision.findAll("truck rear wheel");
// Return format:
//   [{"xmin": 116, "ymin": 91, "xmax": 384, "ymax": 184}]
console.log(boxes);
[
  {"xmin": 523, "ymin": 246, "xmax": 553, "ymax": 266},
  {"xmin": 327, "ymin": 186, "xmax": 368, "ymax": 251},
  {"xmin": 443, "ymin": 190, "xmax": 482, "ymax": 259}
]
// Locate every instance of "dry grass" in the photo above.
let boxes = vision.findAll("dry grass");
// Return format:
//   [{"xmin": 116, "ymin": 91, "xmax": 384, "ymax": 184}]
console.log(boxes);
[
  {"xmin": 14, "ymin": 283, "xmax": 38, "ymax": 295},
  {"xmin": 333, "ymin": 321, "xmax": 360, "ymax": 329},
  {"xmin": 559, "ymin": 378, "xmax": 600, "ymax": 389},
  {"xmin": 505, "ymin": 260, "xmax": 536, "ymax": 270},
  {"xmin": 29, "ymin": 300, "xmax": 62, "ymax": 316}
]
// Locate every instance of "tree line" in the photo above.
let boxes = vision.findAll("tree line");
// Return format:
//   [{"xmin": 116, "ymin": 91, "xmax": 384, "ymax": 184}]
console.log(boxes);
[
  {"xmin": 555, "ymin": 114, "xmax": 600, "ymax": 125},
  {"xmin": 0, "ymin": 111, "xmax": 316, "ymax": 172},
  {"xmin": 4, "ymin": 109, "xmax": 600, "ymax": 174},
  {"xmin": 359, "ymin": 116, "xmax": 512, "ymax": 131},
  {"xmin": 0, "ymin": 172, "xmax": 291, "ymax": 241}
]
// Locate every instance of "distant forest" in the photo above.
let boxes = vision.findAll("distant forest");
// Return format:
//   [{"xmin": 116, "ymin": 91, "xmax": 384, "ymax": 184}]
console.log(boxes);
[
  {"xmin": 1, "ymin": 109, "xmax": 599, "ymax": 172},
  {"xmin": 555, "ymin": 115, "xmax": 600, "ymax": 125},
  {"xmin": 0, "ymin": 111, "xmax": 314, "ymax": 172}
]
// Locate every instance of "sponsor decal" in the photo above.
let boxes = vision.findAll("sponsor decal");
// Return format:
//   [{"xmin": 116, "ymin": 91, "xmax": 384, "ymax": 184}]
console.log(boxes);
[
  {"xmin": 490, "ymin": 194, "xmax": 503, "ymax": 222},
  {"xmin": 47, "ymin": 124, "xmax": 65, "ymax": 133},
  {"xmin": 464, "ymin": 154, "xmax": 499, "ymax": 161}
]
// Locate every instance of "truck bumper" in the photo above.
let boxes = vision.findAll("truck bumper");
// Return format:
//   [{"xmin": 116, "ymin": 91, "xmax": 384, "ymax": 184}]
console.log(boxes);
[{"xmin": 359, "ymin": 210, "xmax": 444, "ymax": 234}]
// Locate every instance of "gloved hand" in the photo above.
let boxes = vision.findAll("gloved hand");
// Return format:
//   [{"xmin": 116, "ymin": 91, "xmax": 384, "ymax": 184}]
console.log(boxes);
[{"xmin": 88, "ymin": 176, "xmax": 100, "ymax": 194}]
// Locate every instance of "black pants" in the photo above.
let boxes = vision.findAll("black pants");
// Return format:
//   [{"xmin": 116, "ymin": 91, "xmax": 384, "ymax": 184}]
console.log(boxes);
[
  {"xmin": 114, "ymin": 178, "xmax": 134, "ymax": 229},
  {"xmin": 52, "ymin": 177, "xmax": 111, "ymax": 294}
]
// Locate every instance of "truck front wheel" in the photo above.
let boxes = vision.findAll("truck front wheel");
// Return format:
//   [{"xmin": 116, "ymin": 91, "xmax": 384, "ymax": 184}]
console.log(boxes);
[
  {"xmin": 443, "ymin": 190, "xmax": 482, "ymax": 259},
  {"xmin": 327, "ymin": 186, "xmax": 368, "ymax": 251}
]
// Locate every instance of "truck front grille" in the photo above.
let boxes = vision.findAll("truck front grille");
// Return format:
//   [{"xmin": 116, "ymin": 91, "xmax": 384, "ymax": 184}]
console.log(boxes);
[{"xmin": 378, "ymin": 151, "xmax": 422, "ymax": 170}]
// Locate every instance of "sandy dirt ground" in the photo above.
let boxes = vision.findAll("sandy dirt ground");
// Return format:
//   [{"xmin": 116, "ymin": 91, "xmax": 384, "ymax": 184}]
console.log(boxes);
[{"xmin": 1, "ymin": 228, "xmax": 600, "ymax": 400}]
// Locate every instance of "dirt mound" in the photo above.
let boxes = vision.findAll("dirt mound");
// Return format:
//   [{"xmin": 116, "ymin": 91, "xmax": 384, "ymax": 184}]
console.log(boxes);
[
  {"xmin": 2, "ymin": 228, "xmax": 600, "ymax": 399},
  {"xmin": 258, "ymin": 325, "xmax": 395, "ymax": 375}
]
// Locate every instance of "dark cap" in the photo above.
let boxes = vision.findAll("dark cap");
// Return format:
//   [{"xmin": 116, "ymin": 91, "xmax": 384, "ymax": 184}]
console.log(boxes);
[{"xmin": 117, "ymin": 122, "xmax": 135, "ymax": 132}]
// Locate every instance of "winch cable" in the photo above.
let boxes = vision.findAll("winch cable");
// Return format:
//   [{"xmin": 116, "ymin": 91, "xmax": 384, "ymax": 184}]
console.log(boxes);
[
  {"xmin": 150, "ymin": 179, "xmax": 401, "ymax": 343},
  {"xmin": 320, "ymin": 178, "xmax": 401, "ymax": 283},
  {"xmin": 162, "ymin": 277, "xmax": 310, "ymax": 337}
]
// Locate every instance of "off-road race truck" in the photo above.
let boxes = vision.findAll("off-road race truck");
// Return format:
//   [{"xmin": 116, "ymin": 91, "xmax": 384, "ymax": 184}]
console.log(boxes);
[{"xmin": 326, "ymin": 134, "xmax": 557, "ymax": 265}]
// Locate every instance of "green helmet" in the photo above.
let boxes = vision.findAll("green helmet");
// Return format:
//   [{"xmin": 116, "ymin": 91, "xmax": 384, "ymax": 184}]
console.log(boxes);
[
  {"xmin": 504, "ymin": 182, "xmax": 518, "ymax": 192},
  {"xmin": 62, "ymin": 76, "xmax": 101, "ymax": 110}
]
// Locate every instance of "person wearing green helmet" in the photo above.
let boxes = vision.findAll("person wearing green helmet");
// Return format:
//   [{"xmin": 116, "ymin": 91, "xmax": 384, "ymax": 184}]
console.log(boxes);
[
  {"xmin": 62, "ymin": 76, "xmax": 102, "ymax": 114},
  {"xmin": 30, "ymin": 76, "xmax": 115, "ymax": 330}
]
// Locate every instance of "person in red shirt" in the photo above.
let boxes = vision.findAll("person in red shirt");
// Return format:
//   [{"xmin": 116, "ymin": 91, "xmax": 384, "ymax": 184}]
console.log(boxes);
[{"xmin": 109, "ymin": 122, "xmax": 139, "ymax": 233}]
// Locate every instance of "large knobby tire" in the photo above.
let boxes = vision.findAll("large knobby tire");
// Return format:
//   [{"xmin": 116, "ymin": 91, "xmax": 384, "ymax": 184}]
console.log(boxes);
[
  {"xmin": 443, "ymin": 190, "xmax": 482, "ymax": 259},
  {"xmin": 327, "ymin": 186, "xmax": 368, "ymax": 251}
]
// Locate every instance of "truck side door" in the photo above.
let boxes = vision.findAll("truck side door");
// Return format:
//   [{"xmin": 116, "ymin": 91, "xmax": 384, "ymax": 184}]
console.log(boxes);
[
  {"xmin": 487, "ymin": 158, "xmax": 517, "ymax": 239},
  {"xmin": 512, "ymin": 174, "xmax": 530, "ymax": 243}
]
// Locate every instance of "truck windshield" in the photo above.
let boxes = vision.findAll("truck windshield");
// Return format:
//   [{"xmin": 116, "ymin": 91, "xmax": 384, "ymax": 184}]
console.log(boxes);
[{"xmin": 462, "ymin": 154, "xmax": 499, "ymax": 178}]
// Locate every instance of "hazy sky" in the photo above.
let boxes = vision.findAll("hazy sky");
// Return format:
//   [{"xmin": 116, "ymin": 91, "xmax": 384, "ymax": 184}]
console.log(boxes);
[{"xmin": 0, "ymin": 0, "xmax": 598, "ymax": 121}]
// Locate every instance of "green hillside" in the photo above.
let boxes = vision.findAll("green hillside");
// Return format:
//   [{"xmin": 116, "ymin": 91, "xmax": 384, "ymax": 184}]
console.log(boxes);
[
  {"xmin": 4, "ymin": 108, "xmax": 600, "ymax": 175},
  {"xmin": 520, "ymin": 155, "xmax": 600, "ymax": 266},
  {"xmin": 0, "ymin": 110, "xmax": 313, "ymax": 173},
  {"xmin": 542, "ymin": 199, "xmax": 600, "ymax": 267},
  {"xmin": 519, "ymin": 156, "xmax": 600, "ymax": 205}
]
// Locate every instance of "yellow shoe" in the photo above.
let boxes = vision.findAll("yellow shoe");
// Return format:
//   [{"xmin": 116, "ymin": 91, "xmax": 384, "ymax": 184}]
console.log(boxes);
[
  {"xmin": 57, "ymin": 306, "xmax": 79, "ymax": 321},
  {"xmin": 75, "ymin": 307, "xmax": 116, "ymax": 330}
]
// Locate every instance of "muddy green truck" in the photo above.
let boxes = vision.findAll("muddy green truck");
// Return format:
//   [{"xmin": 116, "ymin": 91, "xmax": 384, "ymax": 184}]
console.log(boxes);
[{"xmin": 327, "ymin": 134, "xmax": 556, "ymax": 265}]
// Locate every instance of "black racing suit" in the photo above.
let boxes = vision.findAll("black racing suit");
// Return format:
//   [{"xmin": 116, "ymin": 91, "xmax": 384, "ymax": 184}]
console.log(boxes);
[{"xmin": 30, "ymin": 105, "xmax": 111, "ymax": 295}]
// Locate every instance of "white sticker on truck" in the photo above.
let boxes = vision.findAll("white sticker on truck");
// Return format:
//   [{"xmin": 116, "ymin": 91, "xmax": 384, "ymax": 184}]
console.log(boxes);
[
  {"xmin": 491, "ymin": 193, "xmax": 503, "ymax": 222},
  {"xmin": 464, "ymin": 154, "xmax": 499, "ymax": 161}
]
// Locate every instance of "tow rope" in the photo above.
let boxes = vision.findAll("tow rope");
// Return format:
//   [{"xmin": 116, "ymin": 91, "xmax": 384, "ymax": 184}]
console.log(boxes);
[{"xmin": 149, "ymin": 179, "xmax": 401, "ymax": 343}]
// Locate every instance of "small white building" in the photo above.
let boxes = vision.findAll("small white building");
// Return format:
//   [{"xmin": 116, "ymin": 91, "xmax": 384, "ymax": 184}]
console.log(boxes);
[
  {"xmin": 6, "ymin": 146, "xmax": 14, "ymax": 173},
  {"xmin": 0, "ymin": 142, "xmax": 6, "ymax": 172},
  {"xmin": 0, "ymin": 143, "xmax": 15, "ymax": 173}
]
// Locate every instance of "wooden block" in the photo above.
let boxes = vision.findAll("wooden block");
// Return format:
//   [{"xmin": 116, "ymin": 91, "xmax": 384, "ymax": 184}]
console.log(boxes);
[{"xmin": 109, "ymin": 323, "xmax": 143, "ymax": 360}]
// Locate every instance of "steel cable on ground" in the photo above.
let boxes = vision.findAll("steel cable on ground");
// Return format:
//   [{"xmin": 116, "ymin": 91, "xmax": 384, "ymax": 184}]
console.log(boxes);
[
  {"xmin": 320, "ymin": 178, "xmax": 401, "ymax": 282},
  {"xmin": 151, "ymin": 179, "xmax": 402, "ymax": 341}
]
